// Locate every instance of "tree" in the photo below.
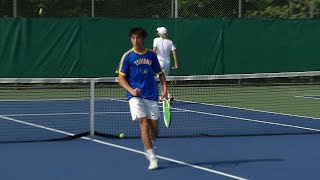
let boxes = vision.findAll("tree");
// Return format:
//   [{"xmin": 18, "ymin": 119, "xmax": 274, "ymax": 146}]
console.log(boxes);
[
  {"xmin": 1, "ymin": 0, "xmax": 320, "ymax": 18},
  {"xmin": 245, "ymin": 0, "xmax": 319, "ymax": 19},
  {"xmin": 178, "ymin": 0, "xmax": 239, "ymax": 18}
]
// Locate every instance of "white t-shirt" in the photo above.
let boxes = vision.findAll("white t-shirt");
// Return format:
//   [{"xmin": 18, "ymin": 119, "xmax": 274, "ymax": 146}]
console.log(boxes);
[{"xmin": 153, "ymin": 37, "xmax": 176, "ymax": 63}]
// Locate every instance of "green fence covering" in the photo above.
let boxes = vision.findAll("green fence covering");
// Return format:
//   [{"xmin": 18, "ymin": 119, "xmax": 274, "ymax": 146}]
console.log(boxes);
[{"xmin": 0, "ymin": 18, "xmax": 319, "ymax": 77}]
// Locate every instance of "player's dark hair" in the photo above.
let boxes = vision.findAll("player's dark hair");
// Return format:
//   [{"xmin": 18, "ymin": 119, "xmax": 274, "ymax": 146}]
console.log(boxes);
[{"xmin": 129, "ymin": 27, "xmax": 147, "ymax": 39}]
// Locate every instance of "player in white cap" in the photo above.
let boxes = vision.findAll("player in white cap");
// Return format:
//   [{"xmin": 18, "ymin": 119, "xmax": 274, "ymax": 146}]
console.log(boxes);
[{"xmin": 153, "ymin": 27, "xmax": 178, "ymax": 101}]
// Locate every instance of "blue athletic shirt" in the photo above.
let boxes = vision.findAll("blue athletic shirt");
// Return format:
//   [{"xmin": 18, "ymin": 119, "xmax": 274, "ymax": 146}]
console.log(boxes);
[{"xmin": 116, "ymin": 48, "xmax": 163, "ymax": 101}]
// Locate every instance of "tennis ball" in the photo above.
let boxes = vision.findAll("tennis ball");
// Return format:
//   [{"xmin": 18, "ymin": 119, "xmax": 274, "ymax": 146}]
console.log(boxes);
[
  {"xmin": 39, "ymin": 8, "xmax": 43, "ymax": 16},
  {"xmin": 119, "ymin": 133, "xmax": 125, "ymax": 139}
]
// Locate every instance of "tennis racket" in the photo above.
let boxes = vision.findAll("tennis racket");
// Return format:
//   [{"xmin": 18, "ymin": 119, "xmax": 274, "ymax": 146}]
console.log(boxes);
[{"xmin": 162, "ymin": 99, "xmax": 171, "ymax": 128}]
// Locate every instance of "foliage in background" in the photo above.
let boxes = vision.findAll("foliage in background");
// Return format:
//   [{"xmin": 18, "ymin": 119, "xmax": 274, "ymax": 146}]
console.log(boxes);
[{"xmin": 0, "ymin": 0, "xmax": 320, "ymax": 18}]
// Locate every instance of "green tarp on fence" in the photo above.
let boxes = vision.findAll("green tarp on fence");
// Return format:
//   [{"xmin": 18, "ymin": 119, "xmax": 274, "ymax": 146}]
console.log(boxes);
[{"xmin": 0, "ymin": 18, "xmax": 319, "ymax": 77}]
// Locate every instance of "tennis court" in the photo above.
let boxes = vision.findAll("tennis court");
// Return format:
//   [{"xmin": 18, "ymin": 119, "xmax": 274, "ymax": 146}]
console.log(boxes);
[{"xmin": 1, "ymin": 72, "xmax": 320, "ymax": 179}]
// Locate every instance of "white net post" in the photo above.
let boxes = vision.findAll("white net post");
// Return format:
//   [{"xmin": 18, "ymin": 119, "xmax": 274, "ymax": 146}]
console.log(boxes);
[{"xmin": 90, "ymin": 78, "xmax": 95, "ymax": 136}]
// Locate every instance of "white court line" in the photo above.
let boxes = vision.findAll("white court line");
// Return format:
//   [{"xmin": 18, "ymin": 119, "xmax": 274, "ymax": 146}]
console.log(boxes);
[
  {"xmin": 0, "ymin": 115, "xmax": 74, "ymax": 136},
  {"xmin": 82, "ymin": 136, "xmax": 248, "ymax": 180},
  {"xmin": 0, "ymin": 98, "xmax": 89, "ymax": 102},
  {"xmin": 0, "ymin": 115, "xmax": 248, "ymax": 180},
  {"xmin": 0, "ymin": 111, "xmax": 183, "ymax": 117},
  {"xmin": 172, "ymin": 107, "xmax": 320, "ymax": 132},
  {"xmin": 1, "ymin": 112, "xmax": 130, "ymax": 117},
  {"xmin": 175, "ymin": 99, "xmax": 320, "ymax": 121},
  {"xmin": 295, "ymin": 96, "xmax": 320, "ymax": 100},
  {"xmin": 0, "ymin": 98, "xmax": 128, "ymax": 102},
  {"xmin": 112, "ymin": 98, "xmax": 320, "ymax": 131}
]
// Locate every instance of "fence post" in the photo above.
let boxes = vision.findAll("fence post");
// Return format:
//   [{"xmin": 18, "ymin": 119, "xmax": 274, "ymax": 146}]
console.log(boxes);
[
  {"xmin": 171, "ymin": 0, "xmax": 174, "ymax": 18},
  {"xmin": 91, "ymin": 0, "xmax": 95, "ymax": 17},
  {"xmin": 175, "ymin": 0, "xmax": 178, "ymax": 18},
  {"xmin": 13, "ymin": 0, "xmax": 17, "ymax": 18},
  {"xmin": 238, "ymin": 0, "xmax": 242, "ymax": 18}
]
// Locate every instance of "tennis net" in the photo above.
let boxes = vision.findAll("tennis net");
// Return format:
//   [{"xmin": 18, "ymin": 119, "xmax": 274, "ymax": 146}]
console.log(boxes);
[{"xmin": 0, "ymin": 71, "xmax": 320, "ymax": 143}]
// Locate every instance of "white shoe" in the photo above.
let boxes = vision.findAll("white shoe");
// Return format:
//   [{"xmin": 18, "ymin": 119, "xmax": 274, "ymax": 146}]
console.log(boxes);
[{"xmin": 148, "ymin": 157, "xmax": 158, "ymax": 170}]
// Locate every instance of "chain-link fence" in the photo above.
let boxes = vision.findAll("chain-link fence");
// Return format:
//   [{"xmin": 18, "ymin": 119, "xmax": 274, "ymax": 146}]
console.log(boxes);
[{"xmin": 1, "ymin": 0, "xmax": 320, "ymax": 18}]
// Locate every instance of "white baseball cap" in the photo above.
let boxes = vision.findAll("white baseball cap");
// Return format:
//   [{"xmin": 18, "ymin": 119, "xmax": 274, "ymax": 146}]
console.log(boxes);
[{"xmin": 157, "ymin": 27, "xmax": 167, "ymax": 34}]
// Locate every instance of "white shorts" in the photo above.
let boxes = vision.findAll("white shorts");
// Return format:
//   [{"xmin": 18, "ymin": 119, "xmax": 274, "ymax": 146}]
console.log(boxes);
[
  {"xmin": 159, "ymin": 60, "xmax": 170, "ymax": 76},
  {"xmin": 128, "ymin": 97, "xmax": 160, "ymax": 121}
]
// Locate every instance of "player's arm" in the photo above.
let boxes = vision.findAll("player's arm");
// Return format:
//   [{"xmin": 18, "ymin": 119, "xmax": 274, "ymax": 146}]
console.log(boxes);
[
  {"xmin": 118, "ymin": 74, "xmax": 141, "ymax": 96},
  {"xmin": 158, "ymin": 72, "xmax": 168, "ymax": 100},
  {"xmin": 153, "ymin": 38, "xmax": 158, "ymax": 52},
  {"xmin": 153, "ymin": 47, "xmax": 157, "ymax": 52},
  {"xmin": 172, "ymin": 49, "xmax": 178, "ymax": 69},
  {"xmin": 117, "ymin": 52, "xmax": 141, "ymax": 96}
]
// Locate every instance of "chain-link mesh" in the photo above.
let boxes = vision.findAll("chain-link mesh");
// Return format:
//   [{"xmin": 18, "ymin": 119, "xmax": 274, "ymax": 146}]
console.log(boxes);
[{"xmin": 0, "ymin": 0, "xmax": 320, "ymax": 18}]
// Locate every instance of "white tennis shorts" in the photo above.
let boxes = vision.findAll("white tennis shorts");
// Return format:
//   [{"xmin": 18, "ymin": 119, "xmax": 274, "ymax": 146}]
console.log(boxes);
[
  {"xmin": 128, "ymin": 97, "xmax": 160, "ymax": 121},
  {"xmin": 159, "ymin": 60, "xmax": 170, "ymax": 76}
]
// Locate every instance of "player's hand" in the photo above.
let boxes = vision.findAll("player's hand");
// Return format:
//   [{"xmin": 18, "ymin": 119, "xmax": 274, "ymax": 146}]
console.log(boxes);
[
  {"xmin": 131, "ymin": 88, "xmax": 141, "ymax": 96},
  {"xmin": 161, "ymin": 91, "xmax": 168, "ymax": 100},
  {"xmin": 173, "ymin": 64, "xmax": 178, "ymax": 69}
]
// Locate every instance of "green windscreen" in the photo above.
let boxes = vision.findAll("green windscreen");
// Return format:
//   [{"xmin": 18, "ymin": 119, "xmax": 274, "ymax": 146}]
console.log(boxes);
[{"xmin": 0, "ymin": 18, "xmax": 319, "ymax": 77}]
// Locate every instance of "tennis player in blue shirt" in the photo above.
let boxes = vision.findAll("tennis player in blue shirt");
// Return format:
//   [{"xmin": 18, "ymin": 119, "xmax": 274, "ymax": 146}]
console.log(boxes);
[{"xmin": 116, "ymin": 27, "xmax": 168, "ymax": 170}]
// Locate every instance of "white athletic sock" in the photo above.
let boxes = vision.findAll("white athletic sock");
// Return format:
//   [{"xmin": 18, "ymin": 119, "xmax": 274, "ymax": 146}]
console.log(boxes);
[{"xmin": 146, "ymin": 148, "xmax": 156, "ymax": 159}]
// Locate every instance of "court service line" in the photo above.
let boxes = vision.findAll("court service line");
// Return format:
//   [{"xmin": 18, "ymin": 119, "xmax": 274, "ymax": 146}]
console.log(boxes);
[
  {"xmin": 175, "ymin": 99, "xmax": 320, "ymax": 120},
  {"xmin": 172, "ymin": 107, "xmax": 320, "ymax": 132},
  {"xmin": 0, "ymin": 115, "xmax": 248, "ymax": 180}
]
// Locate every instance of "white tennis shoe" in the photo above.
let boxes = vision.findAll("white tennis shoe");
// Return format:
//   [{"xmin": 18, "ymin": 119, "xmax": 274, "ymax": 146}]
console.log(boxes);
[{"xmin": 148, "ymin": 157, "xmax": 158, "ymax": 170}]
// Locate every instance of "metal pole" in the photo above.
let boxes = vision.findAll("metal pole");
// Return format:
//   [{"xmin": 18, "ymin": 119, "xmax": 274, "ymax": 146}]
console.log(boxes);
[
  {"xmin": 90, "ymin": 79, "xmax": 95, "ymax": 136},
  {"xmin": 175, "ymin": 0, "xmax": 178, "ymax": 18},
  {"xmin": 171, "ymin": 0, "xmax": 174, "ymax": 18},
  {"xmin": 13, "ymin": 0, "xmax": 17, "ymax": 18},
  {"xmin": 91, "ymin": 0, "xmax": 95, "ymax": 17},
  {"xmin": 238, "ymin": 0, "xmax": 242, "ymax": 18}
]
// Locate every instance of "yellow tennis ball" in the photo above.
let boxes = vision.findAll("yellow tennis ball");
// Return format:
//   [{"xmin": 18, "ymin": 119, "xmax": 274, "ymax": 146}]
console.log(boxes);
[{"xmin": 119, "ymin": 133, "xmax": 125, "ymax": 139}]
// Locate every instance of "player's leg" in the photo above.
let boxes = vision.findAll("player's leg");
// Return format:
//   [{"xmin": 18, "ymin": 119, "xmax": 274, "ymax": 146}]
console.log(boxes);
[
  {"xmin": 139, "ymin": 118, "xmax": 153, "ymax": 150},
  {"xmin": 149, "ymin": 119, "xmax": 158, "ymax": 141},
  {"xmin": 140, "ymin": 118, "xmax": 158, "ymax": 170},
  {"xmin": 158, "ymin": 61, "xmax": 169, "ymax": 96},
  {"xmin": 139, "ymin": 118, "xmax": 158, "ymax": 170},
  {"xmin": 161, "ymin": 62, "xmax": 174, "ymax": 102},
  {"xmin": 158, "ymin": 61, "xmax": 173, "ymax": 102},
  {"xmin": 129, "ymin": 97, "xmax": 158, "ymax": 170},
  {"xmin": 145, "ymin": 99, "xmax": 160, "ymax": 141},
  {"xmin": 143, "ymin": 99, "xmax": 159, "ymax": 170},
  {"xmin": 159, "ymin": 60, "xmax": 170, "ymax": 76}
]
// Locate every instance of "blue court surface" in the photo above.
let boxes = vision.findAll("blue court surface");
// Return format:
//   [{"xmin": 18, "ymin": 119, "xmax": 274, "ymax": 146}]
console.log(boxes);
[{"xmin": 1, "ymin": 99, "xmax": 320, "ymax": 180}]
